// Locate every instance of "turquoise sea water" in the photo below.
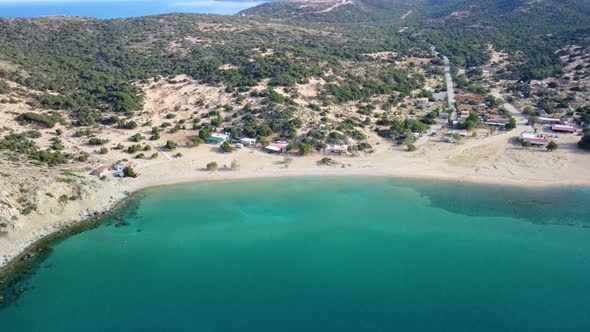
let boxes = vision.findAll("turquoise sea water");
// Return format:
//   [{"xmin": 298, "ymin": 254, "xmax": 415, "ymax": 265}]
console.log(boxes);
[
  {"xmin": 1, "ymin": 177, "xmax": 590, "ymax": 331},
  {"xmin": 0, "ymin": 0, "xmax": 268, "ymax": 19}
]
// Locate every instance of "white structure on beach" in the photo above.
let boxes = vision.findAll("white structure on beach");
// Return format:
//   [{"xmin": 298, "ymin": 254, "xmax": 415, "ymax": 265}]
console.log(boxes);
[
  {"xmin": 325, "ymin": 145, "xmax": 349, "ymax": 155},
  {"xmin": 113, "ymin": 161, "xmax": 134, "ymax": 172},
  {"xmin": 91, "ymin": 166, "xmax": 110, "ymax": 178},
  {"xmin": 240, "ymin": 138, "xmax": 257, "ymax": 147},
  {"xmin": 265, "ymin": 141, "xmax": 289, "ymax": 153}
]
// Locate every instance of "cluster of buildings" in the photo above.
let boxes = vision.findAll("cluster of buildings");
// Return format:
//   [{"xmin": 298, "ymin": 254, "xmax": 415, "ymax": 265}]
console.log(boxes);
[
  {"xmin": 204, "ymin": 131, "xmax": 351, "ymax": 156},
  {"xmin": 518, "ymin": 115, "xmax": 579, "ymax": 147},
  {"xmin": 91, "ymin": 161, "xmax": 137, "ymax": 178},
  {"xmin": 205, "ymin": 133, "xmax": 259, "ymax": 150}
]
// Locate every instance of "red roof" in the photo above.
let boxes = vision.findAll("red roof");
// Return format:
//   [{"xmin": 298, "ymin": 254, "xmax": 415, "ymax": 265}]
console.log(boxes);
[
  {"xmin": 94, "ymin": 166, "xmax": 110, "ymax": 173},
  {"xmin": 551, "ymin": 124, "xmax": 576, "ymax": 132},
  {"xmin": 522, "ymin": 137, "xmax": 549, "ymax": 145},
  {"xmin": 270, "ymin": 143, "xmax": 288, "ymax": 149}
]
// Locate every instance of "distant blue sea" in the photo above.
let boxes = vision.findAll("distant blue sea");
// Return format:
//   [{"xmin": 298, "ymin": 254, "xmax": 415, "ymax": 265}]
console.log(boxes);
[
  {"xmin": 0, "ymin": 0, "xmax": 269, "ymax": 19},
  {"xmin": 1, "ymin": 177, "xmax": 590, "ymax": 331}
]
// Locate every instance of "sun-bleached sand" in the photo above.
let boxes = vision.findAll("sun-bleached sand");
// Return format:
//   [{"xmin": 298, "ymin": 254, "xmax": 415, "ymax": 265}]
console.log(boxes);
[{"xmin": 2, "ymin": 122, "xmax": 590, "ymax": 269}]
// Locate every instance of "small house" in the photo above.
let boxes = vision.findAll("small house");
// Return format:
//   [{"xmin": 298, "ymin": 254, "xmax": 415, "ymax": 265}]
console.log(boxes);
[
  {"xmin": 416, "ymin": 98, "xmax": 430, "ymax": 108},
  {"xmin": 485, "ymin": 116, "xmax": 509, "ymax": 128},
  {"xmin": 538, "ymin": 117, "xmax": 562, "ymax": 124},
  {"xmin": 459, "ymin": 111, "xmax": 470, "ymax": 120},
  {"xmin": 206, "ymin": 133, "xmax": 230, "ymax": 144},
  {"xmin": 240, "ymin": 138, "xmax": 257, "ymax": 147},
  {"xmin": 91, "ymin": 166, "xmax": 110, "ymax": 178},
  {"xmin": 265, "ymin": 141, "xmax": 289, "ymax": 153},
  {"xmin": 519, "ymin": 132, "xmax": 549, "ymax": 146},
  {"xmin": 325, "ymin": 145, "xmax": 349, "ymax": 155},
  {"xmin": 113, "ymin": 161, "xmax": 134, "ymax": 172},
  {"xmin": 551, "ymin": 124, "xmax": 576, "ymax": 133},
  {"xmin": 447, "ymin": 130, "xmax": 468, "ymax": 137}
]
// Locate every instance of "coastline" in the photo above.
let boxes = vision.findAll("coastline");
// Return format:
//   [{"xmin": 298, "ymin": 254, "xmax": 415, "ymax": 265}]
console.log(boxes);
[
  {"xmin": 2, "ymin": 163, "xmax": 590, "ymax": 272},
  {"xmin": 3, "ymin": 120, "xmax": 590, "ymax": 273}
]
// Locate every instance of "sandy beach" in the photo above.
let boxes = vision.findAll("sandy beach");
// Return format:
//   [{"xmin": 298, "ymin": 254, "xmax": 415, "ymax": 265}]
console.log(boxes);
[{"xmin": 2, "ymin": 121, "xmax": 590, "ymax": 269}]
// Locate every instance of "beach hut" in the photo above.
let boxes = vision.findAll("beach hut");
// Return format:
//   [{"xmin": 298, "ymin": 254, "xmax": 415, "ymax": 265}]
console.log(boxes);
[
  {"xmin": 240, "ymin": 138, "xmax": 257, "ymax": 147},
  {"xmin": 551, "ymin": 124, "xmax": 576, "ymax": 133},
  {"xmin": 91, "ymin": 166, "xmax": 110, "ymax": 178},
  {"xmin": 519, "ymin": 132, "xmax": 550, "ymax": 146},
  {"xmin": 538, "ymin": 117, "xmax": 562, "ymax": 124},
  {"xmin": 113, "ymin": 161, "xmax": 134, "ymax": 172},
  {"xmin": 325, "ymin": 145, "xmax": 349, "ymax": 155},
  {"xmin": 447, "ymin": 130, "xmax": 468, "ymax": 137},
  {"xmin": 206, "ymin": 133, "xmax": 230, "ymax": 144},
  {"xmin": 485, "ymin": 116, "xmax": 509, "ymax": 128},
  {"xmin": 265, "ymin": 142, "xmax": 289, "ymax": 153}
]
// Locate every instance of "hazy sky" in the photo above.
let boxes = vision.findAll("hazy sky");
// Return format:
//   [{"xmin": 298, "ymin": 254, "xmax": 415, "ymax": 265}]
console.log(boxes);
[
  {"xmin": 0, "ymin": 0, "xmax": 261, "ymax": 3},
  {"xmin": 0, "ymin": 0, "xmax": 268, "ymax": 18}
]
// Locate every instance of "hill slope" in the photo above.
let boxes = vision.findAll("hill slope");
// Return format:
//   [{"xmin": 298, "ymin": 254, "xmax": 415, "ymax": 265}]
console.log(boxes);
[{"xmin": 243, "ymin": 0, "xmax": 590, "ymax": 78}]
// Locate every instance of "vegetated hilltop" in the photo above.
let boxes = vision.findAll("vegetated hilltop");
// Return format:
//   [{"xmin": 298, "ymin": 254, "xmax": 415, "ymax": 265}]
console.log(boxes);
[{"xmin": 243, "ymin": 0, "xmax": 590, "ymax": 80}]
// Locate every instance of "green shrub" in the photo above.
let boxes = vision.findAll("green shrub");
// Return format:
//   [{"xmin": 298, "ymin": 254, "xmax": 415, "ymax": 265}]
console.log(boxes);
[
  {"xmin": 206, "ymin": 161, "xmax": 218, "ymax": 171},
  {"xmin": 220, "ymin": 141, "xmax": 234, "ymax": 153},
  {"xmin": 546, "ymin": 140, "xmax": 558, "ymax": 151},
  {"xmin": 123, "ymin": 167, "xmax": 136, "ymax": 177},
  {"xmin": 191, "ymin": 137, "xmax": 204, "ymax": 146},
  {"xmin": 130, "ymin": 133, "xmax": 145, "ymax": 142},
  {"xmin": 89, "ymin": 138, "xmax": 109, "ymax": 145},
  {"xmin": 16, "ymin": 112, "xmax": 62, "ymax": 128},
  {"xmin": 298, "ymin": 142, "xmax": 311, "ymax": 155},
  {"xmin": 165, "ymin": 140, "xmax": 177, "ymax": 150},
  {"xmin": 127, "ymin": 144, "xmax": 141, "ymax": 153}
]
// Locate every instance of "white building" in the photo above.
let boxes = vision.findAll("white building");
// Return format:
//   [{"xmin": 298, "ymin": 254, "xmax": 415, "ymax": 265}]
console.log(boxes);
[
  {"xmin": 240, "ymin": 138, "xmax": 257, "ymax": 147},
  {"xmin": 325, "ymin": 145, "xmax": 349, "ymax": 155}
]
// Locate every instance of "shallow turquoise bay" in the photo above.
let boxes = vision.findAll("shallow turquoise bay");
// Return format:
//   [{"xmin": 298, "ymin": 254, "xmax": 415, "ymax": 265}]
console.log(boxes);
[{"xmin": 2, "ymin": 177, "xmax": 590, "ymax": 331}]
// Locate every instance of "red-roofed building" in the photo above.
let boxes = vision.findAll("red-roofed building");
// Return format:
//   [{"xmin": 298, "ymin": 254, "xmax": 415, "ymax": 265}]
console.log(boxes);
[
  {"xmin": 551, "ymin": 124, "xmax": 576, "ymax": 133},
  {"xmin": 265, "ymin": 142, "xmax": 289, "ymax": 153},
  {"xmin": 519, "ymin": 132, "xmax": 549, "ymax": 146},
  {"xmin": 91, "ymin": 166, "xmax": 110, "ymax": 178}
]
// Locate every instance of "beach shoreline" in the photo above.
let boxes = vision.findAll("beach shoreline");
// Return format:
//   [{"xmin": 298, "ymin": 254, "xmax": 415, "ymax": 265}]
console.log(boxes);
[
  {"xmin": 2, "ymin": 160, "xmax": 590, "ymax": 272},
  {"xmin": 3, "ymin": 118, "xmax": 590, "ymax": 271}
]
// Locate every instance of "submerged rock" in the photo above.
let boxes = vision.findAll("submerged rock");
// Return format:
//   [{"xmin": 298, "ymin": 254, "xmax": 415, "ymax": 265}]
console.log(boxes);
[{"xmin": 114, "ymin": 221, "xmax": 130, "ymax": 228}]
